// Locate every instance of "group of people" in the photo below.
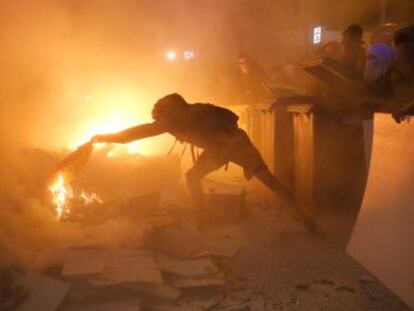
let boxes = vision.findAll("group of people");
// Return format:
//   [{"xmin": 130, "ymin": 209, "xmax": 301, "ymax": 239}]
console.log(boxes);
[
  {"xmin": 335, "ymin": 23, "xmax": 414, "ymax": 122},
  {"xmin": 231, "ymin": 23, "xmax": 414, "ymax": 123},
  {"xmin": 341, "ymin": 24, "xmax": 414, "ymax": 118},
  {"xmin": 90, "ymin": 24, "xmax": 414, "ymax": 231}
]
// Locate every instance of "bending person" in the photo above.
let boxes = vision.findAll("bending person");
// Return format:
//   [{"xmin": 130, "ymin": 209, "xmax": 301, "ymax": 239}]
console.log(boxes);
[{"xmin": 91, "ymin": 93, "xmax": 317, "ymax": 233}]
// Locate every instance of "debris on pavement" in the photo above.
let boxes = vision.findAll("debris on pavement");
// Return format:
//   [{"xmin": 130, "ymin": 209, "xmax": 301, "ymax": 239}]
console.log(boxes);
[{"xmin": 17, "ymin": 276, "xmax": 71, "ymax": 311}]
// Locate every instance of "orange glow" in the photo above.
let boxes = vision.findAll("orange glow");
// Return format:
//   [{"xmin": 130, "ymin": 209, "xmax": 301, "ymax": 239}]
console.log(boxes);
[{"xmin": 65, "ymin": 87, "xmax": 154, "ymax": 157}]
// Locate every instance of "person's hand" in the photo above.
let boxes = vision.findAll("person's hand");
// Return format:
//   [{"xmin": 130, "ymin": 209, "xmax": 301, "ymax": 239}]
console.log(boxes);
[
  {"xmin": 91, "ymin": 134, "xmax": 105, "ymax": 143},
  {"xmin": 392, "ymin": 109, "xmax": 407, "ymax": 124},
  {"xmin": 394, "ymin": 100, "xmax": 414, "ymax": 124}
]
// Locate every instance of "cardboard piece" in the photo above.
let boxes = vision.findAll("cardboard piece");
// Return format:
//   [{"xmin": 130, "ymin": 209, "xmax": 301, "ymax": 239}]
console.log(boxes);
[
  {"xmin": 88, "ymin": 279, "xmax": 118, "ymax": 287},
  {"xmin": 63, "ymin": 260, "xmax": 105, "ymax": 277},
  {"xmin": 204, "ymin": 239, "xmax": 241, "ymax": 259},
  {"xmin": 169, "ymin": 274, "xmax": 225, "ymax": 288},
  {"xmin": 124, "ymin": 192, "xmax": 160, "ymax": 219},
  {"xmin": 152, "ymin": 295, "xmax": 223, "ymax": 311},
  {"xmin": 61, "ymin": 248, "xmax": 105, "ymax": 276},
  {"xmin": 70, "ymin": 301, "xmax": 140, "ymax": 311},
  {"xmin": 156, "ymin": 253, "xmax": 219, "ymax": 277},
  {"xmin": 301, "ymin": 56, "xmax": 366, "ymax": 92},
  {"xmin": 347, "ymin": 113, "xmax": 414, "ymax": 309},
  {"xmin": 126, "ymin": 283, "xmax": 181, "ymax": 301},
  {"xmin": 18, "ymin": 276, "xmax": 71, "ymax": 311},
  {"xmin": 148, "ymin": 226, "xmax": 202, "ymax": 259},
  {"xmin": 190, "ymin": 248, "xmax": 213, "ymax": 259},
  {"xmin": 205, "ymin": 185, "xmax": 246, "ymax": 224},
  {"xmin": 99, "ymin": 254, "xmax": 163, "ymax": 284}
]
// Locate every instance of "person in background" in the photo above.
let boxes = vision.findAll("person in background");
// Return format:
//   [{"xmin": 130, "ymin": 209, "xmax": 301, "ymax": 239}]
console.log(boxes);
[
  {"xmin": 370, "ymin": 23, "xmax": 400, "ymax": 46},
  {"xmin": 341, "ymin": 24, "xmax": 366, "ymax": 75},
  {"xmin": 364, "ymin": 43, "xmax": 397, "ymax": 91},
  {"xmin": 319, "ymin": 41, "xmax": 342, "ymax": 61},
  {"xmin": 234, "ymin": 51, "xmax": 268, "ymax": 104},
  {"xmin": 391, "ymin": 25, "xmax": 414, "ymax": 122}
]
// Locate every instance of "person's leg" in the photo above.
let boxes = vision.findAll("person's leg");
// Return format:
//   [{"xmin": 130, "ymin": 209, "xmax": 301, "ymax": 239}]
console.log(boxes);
[
  {"xmin": 254, "ymin": 168, "xmax": 322, "ymax": 235},
  {"xmin": 229, "ymin": 130, "xmax": 320, "ymax": 234},
  {"xmin": 185, "ymin": 150, "xmax": 225, "ymax": 228},
  {"xmin": 254, "ymin": 168, "xmax": 295, "ymax": 204},
  {"xmin": 255, "ymin": 167, "xmax": 320, "ymax": 234}
]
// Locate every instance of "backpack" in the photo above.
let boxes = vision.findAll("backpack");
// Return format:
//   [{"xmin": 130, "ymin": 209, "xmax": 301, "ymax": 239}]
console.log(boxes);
[
  {"xmin": 162, "ymin": 103, "xmax": 239, "ymax": 158},
  {"xmin": 188, "ymin": 103, "xmax": 239, "ymax": 134}
]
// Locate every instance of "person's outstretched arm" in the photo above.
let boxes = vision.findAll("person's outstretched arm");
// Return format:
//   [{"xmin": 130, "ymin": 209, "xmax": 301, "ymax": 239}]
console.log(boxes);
[
  {"xmin": 393, "ymin": 99, "xmax": 414, "ymax": 123},
  {"xmin": 92, "ymin": 121, "xmax": 167, "ymax": 144}
]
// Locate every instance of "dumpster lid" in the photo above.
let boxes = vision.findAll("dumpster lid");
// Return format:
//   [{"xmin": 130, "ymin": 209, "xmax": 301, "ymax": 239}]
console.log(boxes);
[
  {"xmin": 286, "ymin": 104, "xmax": 313, "ymax": 114},
  {"xmin": 256, "ymin": 96, "xmax": 316, "ymax": 112}
]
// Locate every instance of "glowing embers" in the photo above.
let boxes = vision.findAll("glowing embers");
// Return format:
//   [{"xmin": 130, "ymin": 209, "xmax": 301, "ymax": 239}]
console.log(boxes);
[{"xmin": 48, "ymin": 174, "xmax": 103, "ymax": 221}]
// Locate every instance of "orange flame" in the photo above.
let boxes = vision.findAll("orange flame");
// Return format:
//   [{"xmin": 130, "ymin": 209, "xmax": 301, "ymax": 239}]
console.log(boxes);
[{"xmin": 48, "ymin": 174, "xmax": 69, "ymax": 219}]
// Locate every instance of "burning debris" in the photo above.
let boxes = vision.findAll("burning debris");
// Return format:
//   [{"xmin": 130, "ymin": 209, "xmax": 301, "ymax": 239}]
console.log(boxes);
[
  {"xmin": 16, "ymin": 190, "xmax": 241, "ymax": 311},
  {"xmin": 45, "ymin": 142, "xmax": 104, "ymax": 221},
  {"xmin": 5, "ymin": 141, "xmax": 237, "ymax": 311},
  {"xmin": 47, "ymin": 173, "xmax": 103, "ymax": 221}
]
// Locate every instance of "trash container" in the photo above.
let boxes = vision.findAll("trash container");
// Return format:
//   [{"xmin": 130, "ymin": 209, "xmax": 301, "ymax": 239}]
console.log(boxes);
[
  {"xmin": 256, "ymin": 99, "xmax": 295, "ymax": 191},
  {"xmin": 287, "ymin": 102, "xmax": 369, "ymax": 214},
  {"xmin": 227, "ymin": 100, "xmax": 295, "ymax": 192},
  {"xmin": 287, "ymin": 103, "xmax": 314, "ymax": 213}
]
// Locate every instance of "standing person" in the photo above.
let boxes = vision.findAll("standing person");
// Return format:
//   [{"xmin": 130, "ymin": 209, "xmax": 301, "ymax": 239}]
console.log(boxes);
[
  {"xmin": 91, "ymin": 93, "xmax": 317, "ymax": 232},
  {"xmin": 341, "ymin": 24, "xmax": 366, "ymax": 75},
  {"xmin": 391, "ymin": 25, "xmax": 414, "ymax": 122},
  {"xmin": 234, "ymin": 51, "xmax": 268, "ymax": 105},
  {"xmin": 363, "ymin": 43, "xmax": 397, "ymax": 88},
  {"xmin": 370, "ymin": 23, "xmax": 400, "ymax": 46},
  {"xmin": 319, "ymin": 41, "xmax": 342, "ymax": 61}
]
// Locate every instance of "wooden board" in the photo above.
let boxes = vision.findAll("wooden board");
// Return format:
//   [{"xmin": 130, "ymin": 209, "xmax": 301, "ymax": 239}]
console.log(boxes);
[{"xmin": 347, "ymin": 113, "xmax": 414, "ymax": 309}]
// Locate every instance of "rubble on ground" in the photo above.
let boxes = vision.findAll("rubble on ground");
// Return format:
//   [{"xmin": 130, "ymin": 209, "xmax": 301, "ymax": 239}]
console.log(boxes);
[{"xmin": 13, "ymin": 178, "xmax": 243, "ymax": 311}]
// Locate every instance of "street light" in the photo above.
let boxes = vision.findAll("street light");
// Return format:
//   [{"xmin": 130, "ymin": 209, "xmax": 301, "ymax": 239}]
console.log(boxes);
[{"xmin": 166, "ymin": 50, "xmax": 177, "ymax": 61}]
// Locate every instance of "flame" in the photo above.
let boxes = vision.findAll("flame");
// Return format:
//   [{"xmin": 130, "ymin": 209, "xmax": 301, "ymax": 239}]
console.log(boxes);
[
  {"xmin": 81, "ymin": 191, "xmax": 104, "ymax": 205},
  {"xmin": 64, "ymin": 89, "xmax": 154, "ymax": 157},
  {"xmin": 48, "ymin": 174, "xmax": 69, "ymax": 219},
  {"xmin": 48, "ymin": 175, "xmax": 104, "ymax": 220}
]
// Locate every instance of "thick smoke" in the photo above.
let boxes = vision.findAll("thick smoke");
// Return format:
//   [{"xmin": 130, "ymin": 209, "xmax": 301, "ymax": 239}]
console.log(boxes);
[
  {"xmin": 0, "ymin": 0, "xmax": 409, "ymax": 150},
  {"xmin": 0, "ymin": 0, "xmax": 411, "ymax": 270}
]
